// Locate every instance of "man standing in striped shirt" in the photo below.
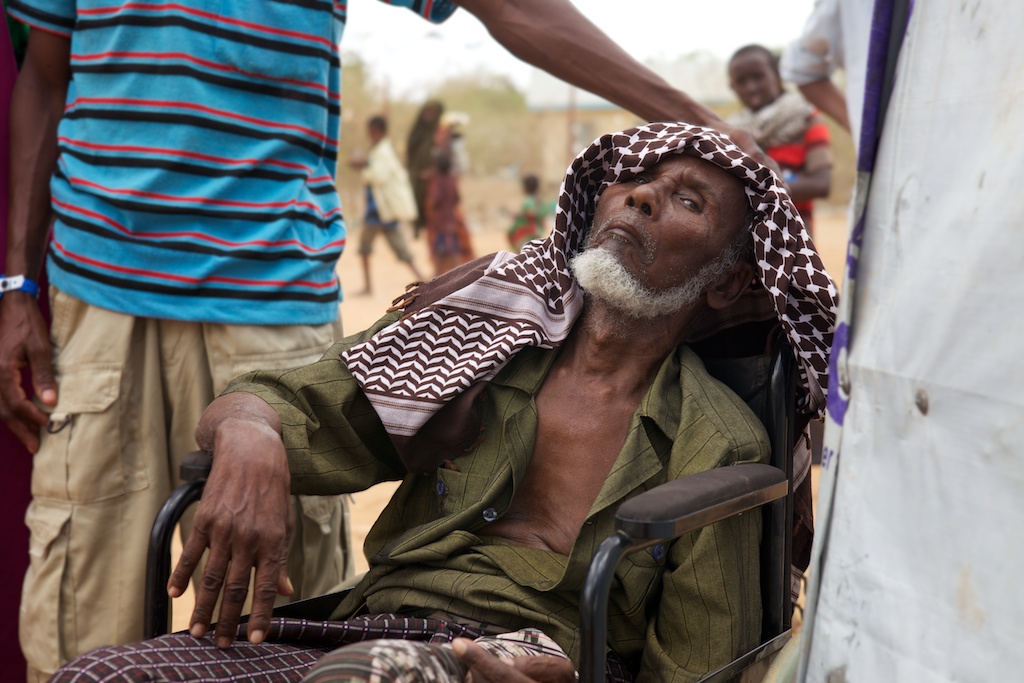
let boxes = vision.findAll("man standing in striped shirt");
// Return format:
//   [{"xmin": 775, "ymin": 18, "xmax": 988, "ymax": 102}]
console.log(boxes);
[{"xmin": 0, "ymin": 1, "xmax": 766, "ymax": 680}]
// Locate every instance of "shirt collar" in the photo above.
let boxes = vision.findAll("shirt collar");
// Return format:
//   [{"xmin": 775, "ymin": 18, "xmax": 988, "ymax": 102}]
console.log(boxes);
[
  {"xmin": 494, "ymin": 342, "xmax": 697, "ymax": 451},
  {"xmin": 492, "ymin": 345, "xmax": 559, "ymax": 394}
]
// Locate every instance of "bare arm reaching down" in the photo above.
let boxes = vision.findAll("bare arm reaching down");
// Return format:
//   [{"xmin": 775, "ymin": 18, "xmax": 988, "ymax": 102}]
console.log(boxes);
[
  {"xmin": 0, "ymin": 29, "xmax": 70, "ymax": 451},
  {"xmin": 799, "ymin": 79, "xmax": 852, "ymax": 133},
  {"xmin": 454, "ymin": 0, "xmax": 771, "ymax": 165}
]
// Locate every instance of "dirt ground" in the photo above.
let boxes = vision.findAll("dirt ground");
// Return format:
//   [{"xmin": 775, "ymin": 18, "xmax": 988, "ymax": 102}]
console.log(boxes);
[{"xmin": 171, "ymin": 197, "xmax": 846, "ymax": 628}]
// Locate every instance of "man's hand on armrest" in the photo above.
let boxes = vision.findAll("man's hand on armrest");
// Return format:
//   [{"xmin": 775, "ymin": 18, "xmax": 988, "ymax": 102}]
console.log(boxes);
[{"xmin": 168, "ymin": 392, "xmax": 294, "ymax": 648}]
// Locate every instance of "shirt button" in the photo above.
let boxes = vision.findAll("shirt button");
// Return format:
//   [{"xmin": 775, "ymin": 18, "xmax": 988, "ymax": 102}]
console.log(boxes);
[
  {"xmin": 482, "ymin": 507, "xmax": 499, "ymax": 522},
  {"xmin": 651, "ymin": 544, "xmax": 666, "ymax": 561},
  {"xmin": 435, "ymin": 481, "xmax": 446, "ymax": 496}
]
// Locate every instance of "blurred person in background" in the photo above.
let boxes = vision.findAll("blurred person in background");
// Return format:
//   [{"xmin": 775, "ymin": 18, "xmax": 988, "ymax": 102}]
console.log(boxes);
[
  {"xmin": 507, "ymin": 174, "xmax": 552, "ymax": 251},
  {"xmin": 349, "ymin": 115, "xmax": 424, "ymax": 295},
  {"xmin": 426, "ymin": 110, "xmax": 474, "ymax": 274},
  {"xmin": 406, "ymin": 99, "xmax": 444, "ymax": 238},
  {"xmin": 435, "ymin": 111, "xmax": 471, "ymax": 177},
  {"xmin": 728, "ymin": 44, "xmax": 833, "ymax": 235},
  {"xmin": 425, "ymin": 151, "xmax": 474, "ymax": 276}
]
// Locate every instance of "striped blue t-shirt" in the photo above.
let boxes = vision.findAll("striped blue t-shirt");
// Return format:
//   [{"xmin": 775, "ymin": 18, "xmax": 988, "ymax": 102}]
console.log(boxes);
[{"xmin": 9, "ymin": 0, "xmax": 456, "ymax": 325}]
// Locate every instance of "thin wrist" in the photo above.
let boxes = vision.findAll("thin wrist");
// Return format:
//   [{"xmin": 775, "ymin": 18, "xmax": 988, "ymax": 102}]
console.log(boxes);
[
  {"xmin": 195, "ymin": 393, "xmax": 285, "ymax": 452},
  {"xmin": 205, "ymin": 414, "xmax": 282, "ymax": 454},
  {"xmin": 211, "ymin": 418, "xmax": 290, "ymax": 482},
  {"xmin": 0, "ymin": 289, "xmax": 42, "ymax": 300},
  {"xmin": 217, "ymin": 415, "xmax": 279, "ymax": 436}
]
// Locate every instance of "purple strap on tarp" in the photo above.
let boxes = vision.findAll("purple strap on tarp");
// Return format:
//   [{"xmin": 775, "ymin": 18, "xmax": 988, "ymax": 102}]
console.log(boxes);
[
  {"xmin": 830, "ymin": 0, "xmax": 913, "ymax": 428},
  {"xmin": 858, "ymin": 0, "xmax": 915, "ymax": 173},
  {"xmin": 846, "ymin": 0, "xmax": 914, "ymax": 283}
]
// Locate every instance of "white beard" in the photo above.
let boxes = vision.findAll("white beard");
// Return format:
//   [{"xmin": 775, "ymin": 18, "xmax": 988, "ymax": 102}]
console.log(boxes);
[{"xmin": 570, "ymin": 244, "xmax": 736, "ymax": 320}]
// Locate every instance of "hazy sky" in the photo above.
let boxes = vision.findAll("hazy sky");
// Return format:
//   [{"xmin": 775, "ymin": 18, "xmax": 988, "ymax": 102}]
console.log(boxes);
[{"xmin": 343, "ymin": 0, "xmax": 817, "ymax": 98}]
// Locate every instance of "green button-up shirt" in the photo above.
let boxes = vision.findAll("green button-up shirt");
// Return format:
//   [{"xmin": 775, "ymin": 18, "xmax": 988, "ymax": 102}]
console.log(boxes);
[{"xmin": 227, "ymin": 313, "xmax": 769, "ymax": 683}]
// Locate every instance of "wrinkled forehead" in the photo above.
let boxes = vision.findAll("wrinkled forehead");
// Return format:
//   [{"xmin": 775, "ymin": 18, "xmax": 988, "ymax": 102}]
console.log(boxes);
[
  {"xmin": 594, "ymin": 145, "xmax": 759, "ymax": 215},
  {"xmin": 601, "ymin": 154, "xmax": 747, "ymax": 199}
]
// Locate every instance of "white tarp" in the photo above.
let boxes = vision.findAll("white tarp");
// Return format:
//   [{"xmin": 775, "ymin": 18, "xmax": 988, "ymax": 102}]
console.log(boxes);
[{"xmin": 802, "ymin": 0, "xmax": 1024, "ymax": 679}]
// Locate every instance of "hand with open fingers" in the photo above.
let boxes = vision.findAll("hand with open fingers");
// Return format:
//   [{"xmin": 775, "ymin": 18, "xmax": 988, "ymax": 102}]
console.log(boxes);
[
  {"xmin": 0, "ymin": 295, "xmax": 57, "ymax": 453},
  {"xmin": 451, "ymin": 638, "xmax": 576, "ymax": 683},
  {"xmin": 167, "ymin": 417, "xmax": 294, "ymax": 648}
]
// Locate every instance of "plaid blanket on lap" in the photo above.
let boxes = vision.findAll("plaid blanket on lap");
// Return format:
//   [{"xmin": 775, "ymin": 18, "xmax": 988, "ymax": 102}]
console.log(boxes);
[{"xmin": 52, "ymin": 615, "xmax": 632, "ymax": 682}]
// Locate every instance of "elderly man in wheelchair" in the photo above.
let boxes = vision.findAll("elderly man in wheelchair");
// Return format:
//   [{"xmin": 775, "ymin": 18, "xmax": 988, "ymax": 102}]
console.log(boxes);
[{"xmin": 53, "ymin": 123, "xmax": 836, "ymax": 683}]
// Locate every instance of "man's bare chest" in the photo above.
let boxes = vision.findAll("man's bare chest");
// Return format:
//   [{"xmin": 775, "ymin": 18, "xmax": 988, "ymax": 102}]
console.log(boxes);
[{"xmin": 480, "ymin": 382, "xmax": 641, "ymax": 554}]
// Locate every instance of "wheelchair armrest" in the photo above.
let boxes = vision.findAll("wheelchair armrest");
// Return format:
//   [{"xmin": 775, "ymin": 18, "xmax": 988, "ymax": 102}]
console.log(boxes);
[
  {"xmin": 578, "ymin": 463, "xmax": 788, "ymax": 683},
  {"xmin": 615, "ymin": 463, "xmax": 788, "ymax": 540}
]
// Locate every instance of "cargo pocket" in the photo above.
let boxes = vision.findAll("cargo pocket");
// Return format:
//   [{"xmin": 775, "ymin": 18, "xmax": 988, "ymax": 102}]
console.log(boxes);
[
  {"xmin": 20, "ymin": 500, "xmax": 72, "ymax": 674},
  {"xmin": 42, "ymin": 363, "xmax": 137, "ymax": 503},
  {"xmin": 297, "ymin": 494, "xmax": 338, "ymax": 537},
  {"xmin": 288, "ymin": 494, "xmax": 348, "ymax": 597}
]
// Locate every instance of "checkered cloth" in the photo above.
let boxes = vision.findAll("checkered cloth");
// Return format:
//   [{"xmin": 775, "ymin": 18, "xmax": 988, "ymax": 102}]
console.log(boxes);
[
  {"xmin": 52, "ymin": 615, "xmax": 633, "ymax": 682},
  {"xmin": 342, "ymin": 122, "xmax": 837, "ymax": 442},
  {"xmin": 728, "ymin": 91, "xmax": 816, "ymax": 149},
  {"xmin": 306, "ymin": 627, "xmax": 571, "ymax": 683}
]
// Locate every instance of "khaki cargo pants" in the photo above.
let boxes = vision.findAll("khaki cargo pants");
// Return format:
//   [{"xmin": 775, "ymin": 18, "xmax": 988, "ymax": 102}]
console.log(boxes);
[{"xmin": 21, "ymin": 289, "xmax": 353, "ymax": 682}]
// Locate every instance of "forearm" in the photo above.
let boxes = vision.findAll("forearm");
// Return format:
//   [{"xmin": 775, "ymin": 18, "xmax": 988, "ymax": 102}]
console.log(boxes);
[
  {"xmin": 788, "ymin": 164, "xmax": 832, "ymax": 203},
  {"xmin": 221, "ymin": 343, "xmax": 406, "ymax": 493},
  {"xmin": 6, "ymin": 29, "xmax": 70, "ymax": 278},
  {"xmin": 457, "ymin": 0, "xmax": 721, "ymax": 126},
  {"xmin": 798, "ymin": 80, "xmax": 851, "ymax": 133}
]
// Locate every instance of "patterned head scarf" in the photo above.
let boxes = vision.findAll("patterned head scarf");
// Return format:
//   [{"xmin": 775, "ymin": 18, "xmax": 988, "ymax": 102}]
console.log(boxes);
[{"xmin": 343, "ymin": 122, "xmax": 838, "ymax": 445}]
